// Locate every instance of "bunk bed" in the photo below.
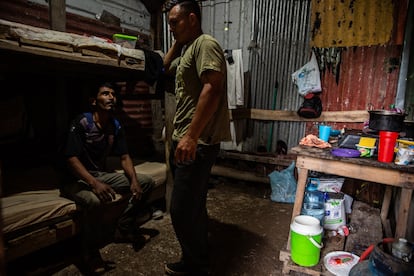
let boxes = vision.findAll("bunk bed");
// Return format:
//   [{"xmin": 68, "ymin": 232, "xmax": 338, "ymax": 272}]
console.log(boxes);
[{"xmin": 0, "ymin": 18, "xmax": 167, "ymax": 262}]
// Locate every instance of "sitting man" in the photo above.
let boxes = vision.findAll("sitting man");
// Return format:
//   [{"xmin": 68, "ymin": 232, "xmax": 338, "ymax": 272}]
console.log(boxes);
[{"xmin": 61, "ymin": 81, "xmax": 154, "ymax": 273}]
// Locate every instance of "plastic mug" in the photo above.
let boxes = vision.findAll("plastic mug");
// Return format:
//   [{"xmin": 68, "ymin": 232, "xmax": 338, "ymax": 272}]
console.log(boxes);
[
  {"xmin": 378, "ymin": 131, "xmax": 399, "ymax": 162},
  {"xmin": 319, "ymin": 125, "xmax": 331, "ymax": 142}
]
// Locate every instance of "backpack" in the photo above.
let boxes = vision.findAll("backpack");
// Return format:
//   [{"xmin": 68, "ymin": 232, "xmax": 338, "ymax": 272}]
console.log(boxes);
[
  {"xmin": 297, "ymin": 93, "xmax": 322, "ymax": 118},
  {"xmin": 83, "ymin": 112, "xmax": 121, "ymax": 135}
]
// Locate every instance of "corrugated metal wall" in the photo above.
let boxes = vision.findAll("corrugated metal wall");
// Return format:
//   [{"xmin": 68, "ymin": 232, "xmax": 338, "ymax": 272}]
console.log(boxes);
[
  {"xmin": 320, "ymin": 46, "xmax": 401, "ymax": 111},
  {"xmin": 312, "ymin": 45, "xmax": 402, "ymax": 132},
  {"xmin": 200, "ymin": 0, "xmax": 252, "ymax": 62},
  {"xmin": 311, "ymin": 0, "xmax": 394, "ymax": 47},
  {"xmin": 163, "ymin": 0, "xmax": 407, "ymax": 153},
  {"xmin": 195, "ymin": 0, "xmax": 406, "ymax": 152},
  {"xmin": 246, "ymin": 0, "xmax": 312, "ymax": 151},
  {"xmin": 197, "ymin": 0, "xmax": 312, "ymax": 151},
  {"xmin": 311, "ymin": 0, "xmax": 408, "ymax": 131}
]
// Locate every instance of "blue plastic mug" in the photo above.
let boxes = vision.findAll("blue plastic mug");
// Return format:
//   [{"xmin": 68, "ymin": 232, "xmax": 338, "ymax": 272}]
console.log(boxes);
[{"xmin": 319, "ymin": 125, "xmax": 331, "ymax": 142}]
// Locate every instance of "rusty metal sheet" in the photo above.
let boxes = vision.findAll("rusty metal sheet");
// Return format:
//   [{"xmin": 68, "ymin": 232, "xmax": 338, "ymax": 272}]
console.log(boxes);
[
  {"xmin": 311, "ymin": 0, "xmax": 394, "ymax": 47},
  {"xmin": 318, "ymin": 45, "xmax": 401, "ymax": 130}
]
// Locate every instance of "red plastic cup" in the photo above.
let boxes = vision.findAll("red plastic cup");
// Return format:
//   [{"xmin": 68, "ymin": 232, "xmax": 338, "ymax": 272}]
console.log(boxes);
[{"xmin": 378, "ymin": 131, "xmax": 399, "ymax": 162}]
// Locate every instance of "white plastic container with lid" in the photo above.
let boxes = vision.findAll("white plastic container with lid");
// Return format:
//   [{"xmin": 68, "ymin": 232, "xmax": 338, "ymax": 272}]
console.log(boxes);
[{"xmin": 392, "ymin": 238, "xmax": 413, "ymax": 262}]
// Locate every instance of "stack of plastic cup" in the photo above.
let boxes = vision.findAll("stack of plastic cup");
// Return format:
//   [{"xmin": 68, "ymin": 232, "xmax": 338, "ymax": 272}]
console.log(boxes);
[{"xmin": 378, "ymin": 131, "xmax": 399, "ymax": 162}]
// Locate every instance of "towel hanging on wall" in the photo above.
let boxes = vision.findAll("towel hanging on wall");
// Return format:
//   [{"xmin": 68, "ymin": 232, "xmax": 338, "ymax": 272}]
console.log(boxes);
[{"xmin": 225, "ymin": 49, "xmax": 244, "ymax": 109}]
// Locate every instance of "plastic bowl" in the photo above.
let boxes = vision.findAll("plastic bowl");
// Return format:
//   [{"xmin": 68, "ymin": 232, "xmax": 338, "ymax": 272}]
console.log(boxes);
[
  {"xmin": 330, "ymin": 129, "xmax": 341, "ymax": 136},
  {"xmin": 356, "ymin": 144, "xmax": 376, "ymax": 157}
]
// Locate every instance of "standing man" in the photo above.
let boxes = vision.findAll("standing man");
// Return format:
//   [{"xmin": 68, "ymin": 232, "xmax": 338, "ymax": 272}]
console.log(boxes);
[
  {"xmin": 163, "ymin": 1, "xmax": 231, "ymax": 275},
  {"xmin": 61, "ymin": 81, "xmax": 154, "ymax": 274}
]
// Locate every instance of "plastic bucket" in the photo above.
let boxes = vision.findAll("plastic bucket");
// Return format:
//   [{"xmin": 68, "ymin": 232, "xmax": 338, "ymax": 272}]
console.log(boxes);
[
  {"xmin": 369, "ymin": 242, "xmax": 414, "ymax": 275},
  {"xmin": 290, "ymin": 215, "xmax": 323, "ymax": 266},
  {"xmin": 378, "ymin": 131, "xmax": 399, "ymax": 162}
]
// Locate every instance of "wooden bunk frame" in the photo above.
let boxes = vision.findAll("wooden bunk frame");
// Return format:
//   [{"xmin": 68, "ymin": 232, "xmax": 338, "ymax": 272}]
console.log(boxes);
[{"xmin": 0, "ymin": 19, "xmax": 166, "ymax": 265}]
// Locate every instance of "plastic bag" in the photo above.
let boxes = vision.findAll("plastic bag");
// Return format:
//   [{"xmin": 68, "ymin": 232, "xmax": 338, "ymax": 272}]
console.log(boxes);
[
  {"xmin": 324, "ymin": 192, "xmax": 346, "ymax": 230},
  {"xmin": 292, "ymin": 51, "xmax": 322, "ymax": 96},
  {"xmin": 268, "ymin": 161, "xmax": 297, "ymax": 203}
]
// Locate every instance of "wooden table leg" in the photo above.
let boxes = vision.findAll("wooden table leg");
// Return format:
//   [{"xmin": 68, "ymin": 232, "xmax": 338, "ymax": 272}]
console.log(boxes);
[
  {"xmin": 380, "ymin": 186, "xmax": 393, "ymax": 238},
  {"xmin": 395, "ymin": 188, "xmax": 413, "ymax": 239},
  {"xmin": 291, "ymin": 167, "xmax": 308, "ymax": 221},
  {"xmin": 286, "ymin": 166, "xmax": 308, "ymax": 250},
  {"xmin": 380, "ymin": 186, "xmax": 392, "ymax": 223}
]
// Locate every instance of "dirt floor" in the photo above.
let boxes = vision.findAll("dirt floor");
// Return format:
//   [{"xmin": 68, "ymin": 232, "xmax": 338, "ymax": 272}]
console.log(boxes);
[{"xmin": 6, "ymin": 177, "xmax": 293, "ymax": 276}]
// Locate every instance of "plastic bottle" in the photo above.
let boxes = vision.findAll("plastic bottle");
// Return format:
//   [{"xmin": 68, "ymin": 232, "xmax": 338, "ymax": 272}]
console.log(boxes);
[
  {"xmin": 391, "ymin": 238, "xmax": 413, "ymax": 262},
  {"xmin": 301, "ymin": 180, "xmax": 325, "ymax": 225}
]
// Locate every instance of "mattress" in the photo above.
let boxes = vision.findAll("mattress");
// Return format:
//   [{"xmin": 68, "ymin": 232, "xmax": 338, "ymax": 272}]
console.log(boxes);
[
  {"xmin": 133, "ymin": 162, "xmax": 167, "ymax": 188},
  {"xmin": 2, "ymin": 189, "xmax": 77, "ymax": 235},
  {"xmin": 2, "ymin": 162, "xmax": 167, "ymax": 261},
  {"xmin": 115, "ymin": 161, "xmax": 167, "ymax": 187}
]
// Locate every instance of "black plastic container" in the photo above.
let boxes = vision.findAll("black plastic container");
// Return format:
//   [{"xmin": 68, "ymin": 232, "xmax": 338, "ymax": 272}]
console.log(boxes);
[
  {"xmin": 368, "ymin": 241, "xmax": 414, "ymax": 275},
  {"xmin": 368, "ymin": 110, "xmax": 406, "ymax": 132}
]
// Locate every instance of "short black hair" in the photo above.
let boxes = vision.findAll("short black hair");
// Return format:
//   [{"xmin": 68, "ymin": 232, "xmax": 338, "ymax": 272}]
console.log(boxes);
[
  {"xmin": 165, "ymin": 0, "xmax": 201, "ymax": 22},
  {"xmin": 89, "ymin": 81, "xmax": 117, "ymax": 99}
]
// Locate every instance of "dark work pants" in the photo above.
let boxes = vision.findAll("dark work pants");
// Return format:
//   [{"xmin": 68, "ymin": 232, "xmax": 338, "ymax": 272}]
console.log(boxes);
[
  {"xmin": 169, "ymin": 142, "xmax": 220, "ymax": 272},
  {"xmin": 61, "ymin": 172, "xmax": 153, "ymax": 256}
]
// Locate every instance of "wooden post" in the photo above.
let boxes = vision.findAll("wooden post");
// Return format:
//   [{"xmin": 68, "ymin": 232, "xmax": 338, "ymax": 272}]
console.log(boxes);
[
  {"xmin": 49, "ymin": 0, "xmax": 66, "ymax": 32},
  {"xmin": 164, "ymin": 92, "xmax": 176, "ymax": 213},
  {"xmin": 0, "ymin": 161, "xmax": 5, "ymax": 275},
  {"xmin": 395, "ymin": 188, "xmax": 413, "ymax": 239}
]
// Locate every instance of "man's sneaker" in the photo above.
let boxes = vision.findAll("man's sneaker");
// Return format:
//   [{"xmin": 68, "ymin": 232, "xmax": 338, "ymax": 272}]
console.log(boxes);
[
  {"xmin": 164, "ymin": 261, "xmax": 191, "ymax": 275},
  {"xmin": 152, "ymin": 209, "xmax": 164, "ymax": 220}
]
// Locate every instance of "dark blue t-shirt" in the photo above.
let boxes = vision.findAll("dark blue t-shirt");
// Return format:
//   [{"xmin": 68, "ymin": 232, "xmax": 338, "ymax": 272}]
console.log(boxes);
[{"xmin": 64, "ymin": 113, "xmax": 127, "ymax": 171}]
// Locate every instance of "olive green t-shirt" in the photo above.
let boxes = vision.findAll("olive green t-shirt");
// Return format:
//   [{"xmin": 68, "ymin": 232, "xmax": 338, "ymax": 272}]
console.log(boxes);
[{"xmin": 172, "ymin": 34, "xmax": 231, "ymax": 145}]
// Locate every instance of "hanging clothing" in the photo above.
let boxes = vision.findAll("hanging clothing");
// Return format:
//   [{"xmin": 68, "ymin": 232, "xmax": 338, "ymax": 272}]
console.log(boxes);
[
  {"xmin": 221, "ymin": 49, "xmax": 246, "ymax": 151},
  {"xmin": 225, "ymin": 49, "xmax": 244, "ymax": 109}
]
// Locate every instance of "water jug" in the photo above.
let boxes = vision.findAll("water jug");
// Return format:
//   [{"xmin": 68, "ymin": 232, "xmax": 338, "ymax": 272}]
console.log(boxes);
[{"xmin": 301, "ymin": 183, "xmax": 325, "ymax": 225}]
